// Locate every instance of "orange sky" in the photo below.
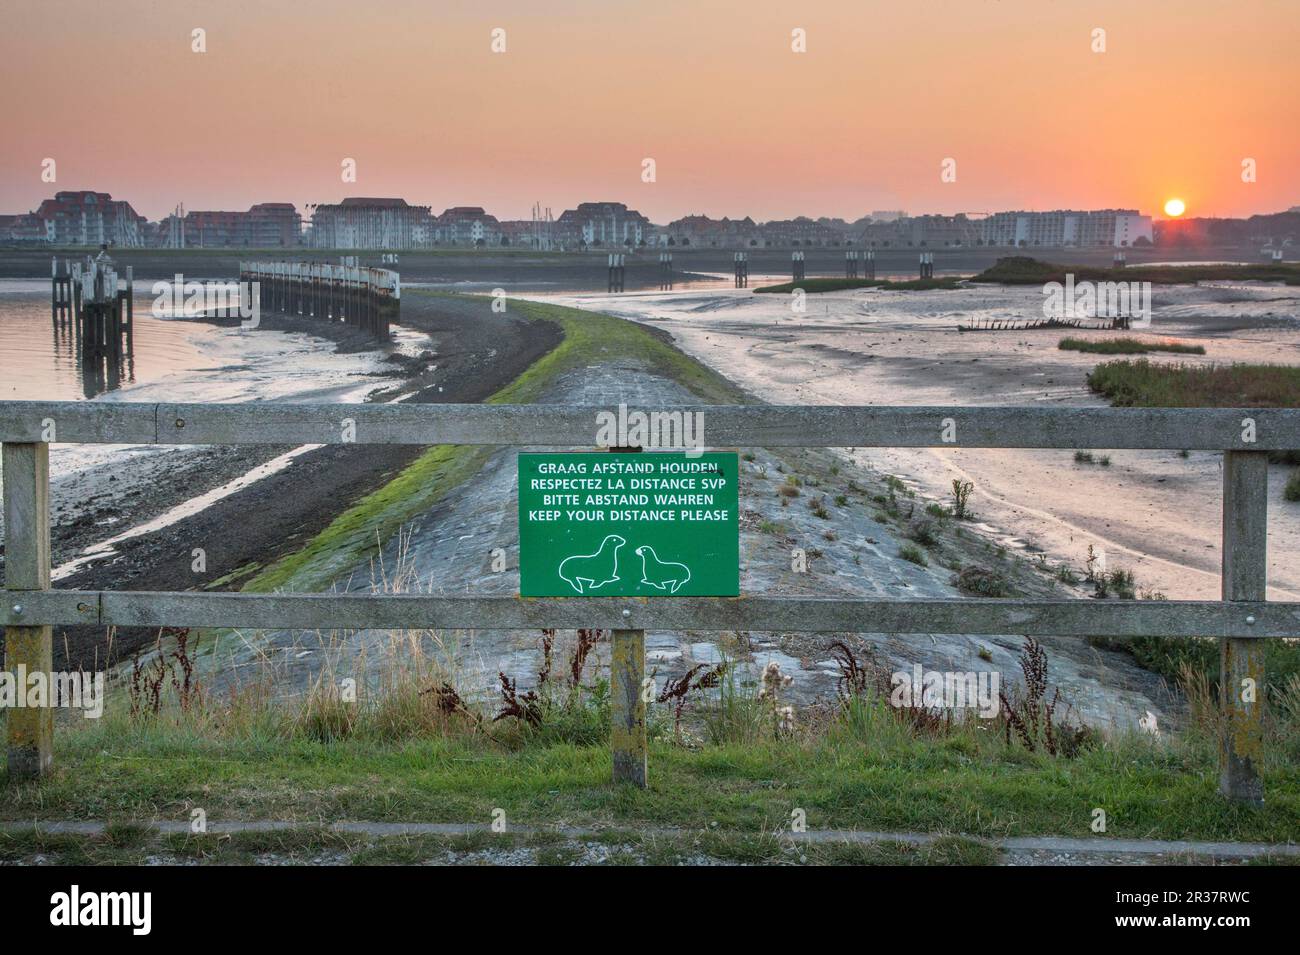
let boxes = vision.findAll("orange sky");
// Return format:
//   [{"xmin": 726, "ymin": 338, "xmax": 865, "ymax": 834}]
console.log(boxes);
[{"xmin": 1, "ymin": 0, "xmax": 1296, "ymax": 222}]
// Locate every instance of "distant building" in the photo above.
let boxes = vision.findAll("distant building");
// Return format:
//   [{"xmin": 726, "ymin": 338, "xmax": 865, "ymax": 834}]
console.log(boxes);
[
  {"xmin": 182, "ymin": 210, "xmax": 242, "ymax": 247},
  {"xmin": 0, "ymin": 212, "xmax": 47, "ymax": 243},
  {"xmin": 860, "ymin": 214, "xmax": 981, "ymax": 248},
  {"xmin": 870, "ymin": 210, "xmax": 906, "ymax": 222},
  {"xmin": 308, "ymin": 198, "xmax": 434, "ymax": 249},
  {"xmin": 245, "ymin": 203, "xmax": 302, "ymax": 247},
  {"xmin": 434, "ymin": 206, "xmax": 502, "ymax": 246},
  {"xmin": 20, "ymin": 190, "xmax": 147, "ymax": 246},
  {"xmin": 555, "ymin": 202, "xmax": 653, "ymax": 247},
  {"xmin": 498, "ymin": 220, "xmax": 536, "ymax": 247},
  {"xmin": 662, "ymin": 214, "xmax": 759, "ymax": 247},
  {"xmin": 175, "ymin": 203, "xmax": 301, "ymax": 248},
  {"xmin": 760, "ymin": 216, "xmax": 852, "ymax": 247},
  {"xmin": 978, "ymin": 210, "xmax": 1152, "ymax": 248},
  {"xmin": 857, "ymin": 209, "xmax": 1151, "ymax": 248}
]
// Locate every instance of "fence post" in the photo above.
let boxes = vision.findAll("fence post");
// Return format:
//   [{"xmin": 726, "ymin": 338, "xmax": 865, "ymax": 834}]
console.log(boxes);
[
  {"xmin": 609, "ymin": 445, "xmax": 647, "ymax": 787},
  {"xmin": 1220, "ymin": 450, "xmax": 1266, "ymax": 804},
  {"xmin": 611, "ymin": 627, "xmax": 647, "ymax": 787},
  {"xmin": 2, "ymin": 442, "xmax": 53, "ymax": 780}
]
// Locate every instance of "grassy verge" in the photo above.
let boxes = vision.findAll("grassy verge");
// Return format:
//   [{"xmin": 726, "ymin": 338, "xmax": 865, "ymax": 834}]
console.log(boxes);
[
  {"xmin": 754, "ymin": 277, "xmax": 961, "ymax": 294},
  {"xmin": 244, "ymin": 294, "xmax": 747, "ymax": 593},
  {"xmin": 1, "ymin": 696, "xmax": 1296, "ymax": 843},
  {"xmin": 1059, "ymin": 336, "xmax": 1205, "ymax": 356},
  {"xmin": 973, "ymin": 255, "xmax": 1300, "ymax": 285}
]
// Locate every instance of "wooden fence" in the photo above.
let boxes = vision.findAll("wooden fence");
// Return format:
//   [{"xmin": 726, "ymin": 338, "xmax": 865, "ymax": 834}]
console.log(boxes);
[{"xmin": 2, "ymin": 400, "xmax": 1297, "ymax": 802}]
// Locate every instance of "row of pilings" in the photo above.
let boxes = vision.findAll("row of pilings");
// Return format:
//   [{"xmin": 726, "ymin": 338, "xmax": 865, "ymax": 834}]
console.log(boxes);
[
  {"xmin": 51, "ymin": 251, "xmax": 135, "ymax": 368},
  {"xmin": 239, "ymin": 259, "xmax": 399, "ymax": 339}
]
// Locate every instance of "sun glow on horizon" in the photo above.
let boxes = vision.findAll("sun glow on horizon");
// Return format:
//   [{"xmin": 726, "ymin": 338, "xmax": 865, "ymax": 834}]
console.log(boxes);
[{"xmin": 1164, "ymin": 198, "xmax": 1187, "ymax": 217}]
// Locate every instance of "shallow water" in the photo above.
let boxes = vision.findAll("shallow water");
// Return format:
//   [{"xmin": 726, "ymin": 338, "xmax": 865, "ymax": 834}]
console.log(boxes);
[
  {"xmin": 537, "ymin": 283, "xmax": 1300, "ymax": 601},
  {"xmin": 0, "ymin": 279, "xmax": 434, "ymax": 530},
  {"xmin": 0, "ymin": 280, "xmax": 215, "ymax": 402}
]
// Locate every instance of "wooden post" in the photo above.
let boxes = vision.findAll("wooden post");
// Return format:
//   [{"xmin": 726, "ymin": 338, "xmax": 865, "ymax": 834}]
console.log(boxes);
[
  {"xmin": 611, "ymin": 626, "xmax": 647, "ymax": 787},
  {"xmin": 124, "ymin": 266, "xmax": 134, "ymax": 356},
  {"xmin": 609, "ymin": 445, "xmax": 647, "ymax": 788},
  {"xmin": 3, "ymin": 442, "xmax": 53, "ymax": 779},
  {"xmin": 1220, "ymin": 450, "xmax": 1267, "ymax": 804}
]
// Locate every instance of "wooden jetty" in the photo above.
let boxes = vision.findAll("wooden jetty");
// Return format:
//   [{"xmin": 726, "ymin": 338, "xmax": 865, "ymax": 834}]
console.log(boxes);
[
  {"xmin": 50, "ymin": 251, "xmax": 135, "ymax": 394},
  {"xmin": 239, "ymin": 260, "xmax": 399, "ymax": 339}
]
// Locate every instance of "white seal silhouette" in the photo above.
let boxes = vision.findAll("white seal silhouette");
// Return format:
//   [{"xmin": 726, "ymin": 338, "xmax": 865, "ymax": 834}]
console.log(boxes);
[
  {"xmin": 558, "ymin": 534, "xmax": 626, "ymax": 593},
  {"xmin": 634, "ymin": 545, "xmax": 691, "ymax": 594}
]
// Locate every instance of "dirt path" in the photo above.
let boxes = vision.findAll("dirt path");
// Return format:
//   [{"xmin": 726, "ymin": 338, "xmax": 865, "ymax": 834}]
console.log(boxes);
[{"xmin": 1, "ymin": 819, "xmax": 1292, "ymax": 865}]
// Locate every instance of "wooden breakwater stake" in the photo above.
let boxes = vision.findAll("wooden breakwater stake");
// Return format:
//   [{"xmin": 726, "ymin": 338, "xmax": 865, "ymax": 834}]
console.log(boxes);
[
  {"xmin": 845, "ymin": 250, "xmax": 858, "ymax": 279},
  {"xmin": 659, "ymin": 251, "xmax": 673, "ymax": 290},
  {"xmin": 733, "ymin": 251, "xmax": 748, "ymax": 288},
  {"xmin": 865, "ymin": 249, "xmax": 876, "ymax": 280},
  {"xmin": 791, "ymin": 250, "xmax": 805, "ymax": 282},
  {"xmin": 1220, "ymin": 451, "xmax": 1266, "ymax": 804},
  {"xmin": 607, "ymin": 253, "xmax": 626, "ymax": 293},
  {"xmin": 918, "ymin": 252, "xmax": 934, "ymax": 279},
  {"xmin": 3, "ymin": 441, "xmax": 52, "ymax": 778},
  {"xmin": 51, "ymin": 258, "xmax": 73, "ymax": 322}
]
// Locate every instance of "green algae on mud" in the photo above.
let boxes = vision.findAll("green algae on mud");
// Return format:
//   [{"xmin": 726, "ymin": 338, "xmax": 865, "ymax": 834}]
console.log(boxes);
[{"xmin": 242, "ymin": 294, "xmax": 750, "ymax": 595}]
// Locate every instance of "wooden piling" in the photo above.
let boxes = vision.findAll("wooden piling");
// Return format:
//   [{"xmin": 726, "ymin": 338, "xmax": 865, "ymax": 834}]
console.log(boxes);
[
  {"xmin": 1220, "ymin": 450, "xmax": 1267, "ymax": 804},
  {"xmin": 3, "ymin": 442, "xmax": 53, "ymax": 779},
  {"xmin": 606, "ymin": 253, "xmax": 626, "ymax": 293},
  {"xmin": 660, "ymin": 252, "xmax": 674, "ymax": 291},
  {"xmin": 124, "ymin": 266, "xmax": 134, "ymax": 355},
  {"xmin": 611, "ymin": 626, "xmax": 647, "ymax": 787},
  {"xmin": 610, "ymin": 444, "xmax": 647, "ymax": 788}
]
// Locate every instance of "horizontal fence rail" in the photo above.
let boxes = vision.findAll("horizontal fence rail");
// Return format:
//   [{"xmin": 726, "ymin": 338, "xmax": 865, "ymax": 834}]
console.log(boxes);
[
  {"xmin": 1, "ymin": 401, "xmax": 1299, "ymax": 450},
  {"xmin": 0, "ymin": 399, "xmax": 1290, "ymax": 801},
  {"xmin": 0, "ymin": 592, "xmax": 1295, "ymax": 637}
]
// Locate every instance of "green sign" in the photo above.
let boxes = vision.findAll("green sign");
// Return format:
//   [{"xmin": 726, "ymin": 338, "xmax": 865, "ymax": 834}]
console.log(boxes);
[{"xmin": 518, "ymin": 452, "xmax": 739, "ymax": 597}]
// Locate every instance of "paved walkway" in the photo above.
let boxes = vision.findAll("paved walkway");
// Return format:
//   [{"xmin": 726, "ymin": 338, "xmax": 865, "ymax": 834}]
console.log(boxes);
[{"xmin": 2, "ymin": 820, "xmax": 1295, "ymax": 861}]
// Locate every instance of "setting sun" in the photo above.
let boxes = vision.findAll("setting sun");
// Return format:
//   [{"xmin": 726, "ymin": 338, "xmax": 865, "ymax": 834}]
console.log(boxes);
[{"xmin": 1164, "ymin": 198, "xmax": 1187, "ymax": 217}]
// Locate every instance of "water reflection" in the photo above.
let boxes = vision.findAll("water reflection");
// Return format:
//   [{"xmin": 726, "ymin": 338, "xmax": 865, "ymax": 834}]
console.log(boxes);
[
  {"xmin": 0, "ymin": 280, "xmax": 212, "ymax": 403},
  {"xmin": 48, "ymin": 308, "xmax": 136, "ymax": 398}
]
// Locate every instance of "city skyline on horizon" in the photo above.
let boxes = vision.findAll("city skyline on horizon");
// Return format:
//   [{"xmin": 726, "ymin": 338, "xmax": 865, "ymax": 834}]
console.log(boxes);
[
  {"xmin": 2, "ymin": 0, "xmax": 1296, "ymax": 223},
  {"xmin": 9, "ymin": 186, "xmax": 1297, "ymax": 230}
]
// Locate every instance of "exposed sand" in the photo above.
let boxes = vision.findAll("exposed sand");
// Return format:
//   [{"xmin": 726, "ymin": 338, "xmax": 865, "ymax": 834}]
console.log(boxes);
[
  {"xmin": 534, "ymin": 282, "xmax": 1300, "ymax": 601},
  {"xmin": 194, "ymin": 364, "xmax": 1173, "ymax": 730}
]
